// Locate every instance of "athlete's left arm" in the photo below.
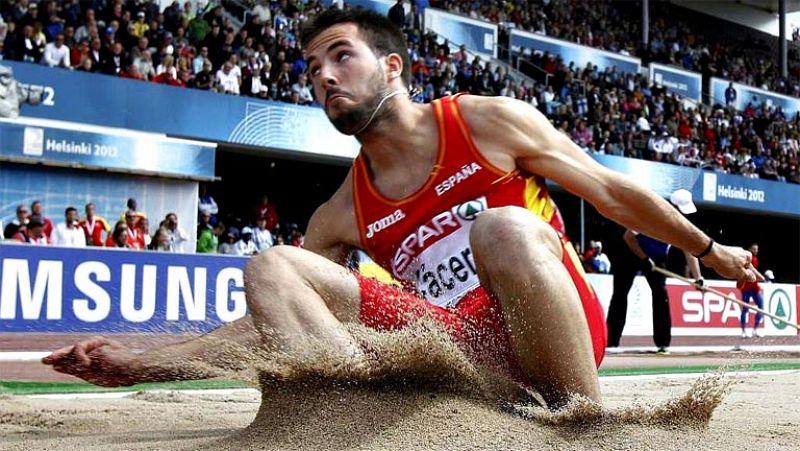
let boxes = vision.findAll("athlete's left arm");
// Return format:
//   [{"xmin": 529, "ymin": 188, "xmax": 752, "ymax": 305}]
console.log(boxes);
[{"xmin": 474, "ymin": 97, "xmax": 755, "ymax": 282}]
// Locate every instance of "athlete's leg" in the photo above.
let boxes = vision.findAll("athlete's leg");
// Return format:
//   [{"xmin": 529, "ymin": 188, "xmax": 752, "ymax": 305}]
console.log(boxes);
[
  {"xmin": 469, "ymin": 206, "xmax": 600, "ymax": 407},
  {"xmin": 644, "ymin": 262, "xmax": 671, "ymax": 349},
  {"xmin": 753, "ymin": 291, "xmax": 764, "ymax": 330},
  {"xmin": 244, "ymin": 246, "xmax": 365, "ymax": 362},
  {"xmin": 741, "ymin": 291, "xmax": 754, "ymax": 331},
  {"xmin": 605, "ymin": 256, "xmax": 638, "ymax": 347}
]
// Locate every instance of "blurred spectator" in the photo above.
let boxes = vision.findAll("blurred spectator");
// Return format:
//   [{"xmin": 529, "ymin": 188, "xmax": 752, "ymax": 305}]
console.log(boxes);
[
  {"xmin": 13, "ymin": 215, "xmax": 49, "ymax": 244},
  {"xmin": 149, "ymin": 226, "xmax": 171, "ymax": 251},
  {"xmin": 120, "ymin": 198, "xmax": 146, "ymax": 224},
  {"xmin": 740, "ymin": 243, "xmax": 764, "ymax": 338},
  {"xmin": 41, "ymin": 32, "xmax": 69, "ymax": 67},
  {"xmin": 252, "ymin": 216, "xmax": 273, "ymax": 251},
  {"xmin": 111, "ymin": 210, "xmax": 142, "ymax": 249},
  {"xmin": 51, "ymin": 206, "xmax": 86, "ymax": 247},
  {"xmin": 197, "ymin": 221, "xmax": 224, "ymax": 253},
  {"xmin": 388, "ymin": 0, "xmax": 405, "ymax": 30},
  {"xmin": 80, "ymin": 202, "xmax": 111, "ymax": 246},
  {"xmin": 17, "ymin": 24, "xmax": 45, "ymax": 63},
  {"xmin": 140, "ymin": 217, "xmax": 152, "ymax": 248},
  {"xmin": 132, "ymin": 11, "xmax": 150, "ymax": 38},
  {"xmin": 4, "ymin": 204, "xmax": 29, "ymax": 239},
  {"xmin": 162, "ymin": 212, "xmax": 189, "ymax": 252},
  {"xmin": 725, "ymin": 82, "xmax": 737, "ymax": 106},
  {"xmin": 289, "ymin": 224, "xmax": 304, "ymax": 247},
  {"xmin": 108, "ymin": 220, "xmax": 130, "ymax": 248},
  {"xmin": 218, "ymin": 228, "xmax": 238, "ymax": 254},
  {"xmin": 254, "ymin": 194, "xmax": 278, "ymax": 232},
  {"xmin": 101, "ymin": 41, "xmax": 126, "ymax": 75},
  {"xmin": 587, "ymin": 241, "xmax": 611, "ymax": 274},
  {"xmin": 291, "ymin": 73, "xmax": 313, "ymax": 105},
  {"xmin": 216, "ymin": 60, "xmax": 239, "ymax": 94},
  {"xmin": 198, "ymin": 184, "xmax": 219, "ymax": 222},
  {"xmin": 30, "ymin": 200, "xmax": 53, "ymax": 238},
  {"xmin": 233, "ymin": 226, "xmax": 258, "ymax": 255}
]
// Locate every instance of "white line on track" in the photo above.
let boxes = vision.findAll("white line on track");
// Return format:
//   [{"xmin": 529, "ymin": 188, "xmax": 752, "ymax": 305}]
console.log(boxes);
[
  {"xmin": 17, "ymin": 370, "xmax": 800, "ymax": 400},
  {"xmin": 5, "ymin": 345, "xmax": 800, "ymax": 362}
]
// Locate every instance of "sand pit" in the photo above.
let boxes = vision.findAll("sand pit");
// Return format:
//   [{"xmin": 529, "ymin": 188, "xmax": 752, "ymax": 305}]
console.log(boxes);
[
  {"xmin": 4, "ymin": 323, "xmax": 800, "ymax": 450},
  {"xmin": 1, "ymin": 371, "xmax": 799, "ymax": 450}
]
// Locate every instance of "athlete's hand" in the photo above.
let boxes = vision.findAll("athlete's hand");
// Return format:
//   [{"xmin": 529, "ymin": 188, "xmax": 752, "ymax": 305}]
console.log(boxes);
[
  {"xmin": 700, "ymin": 243, "xmax": 757, "ymax": 285},
  {"xmin": 42, "ymin": 336, "xmax": 144, "ymax": 387}
]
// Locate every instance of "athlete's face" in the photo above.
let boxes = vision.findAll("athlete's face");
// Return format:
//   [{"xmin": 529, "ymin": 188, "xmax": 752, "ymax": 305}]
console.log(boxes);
[{"xmin": 306, "ymin": 23, "xmax": 392, "ymax": 135}]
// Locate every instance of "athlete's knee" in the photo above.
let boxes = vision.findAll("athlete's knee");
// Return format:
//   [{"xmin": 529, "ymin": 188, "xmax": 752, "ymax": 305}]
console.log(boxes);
[
  {"xmin": 470, "ymin": 206, "xmax": 561, "ymax": 259},
  {"xmin": 244, "ymin": 246, "xmax": 303, "ymax": 312}
]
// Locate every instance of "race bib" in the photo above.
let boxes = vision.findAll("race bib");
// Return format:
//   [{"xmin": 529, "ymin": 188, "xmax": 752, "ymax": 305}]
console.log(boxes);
[{"xmin": 398, "ymin": 223, "xmax": 481, "ymax": 308}]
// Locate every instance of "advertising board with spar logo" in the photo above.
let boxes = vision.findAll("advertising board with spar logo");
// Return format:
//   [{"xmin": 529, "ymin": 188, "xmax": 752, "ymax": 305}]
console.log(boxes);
[
  {"xmin": 668, "ymin": 279, "xmax": 797, "ymax": 336},
  {"xmin": 589, "ymin": 274, "xmax": 798, "ymax": 337}
]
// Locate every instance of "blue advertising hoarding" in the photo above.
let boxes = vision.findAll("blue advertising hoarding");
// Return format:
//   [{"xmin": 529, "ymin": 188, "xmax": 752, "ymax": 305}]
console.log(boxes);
[
  {"xmin": 649, "ymin": 63, "xmax": 702, "ymax": 103},
  {"xmin": 424, "ymin": 8, "xmax": 497, "ymax": 58},
  {"xmin": 2, "ymin": 61, "xmax": 360, "ymax": 160},
  {"xmin": 0, "ymin": 244, "xmax": 248, "ymax": 332},
  {"xmin": 710, "ymin": 77, "xmax": 800, "ymax": 117},
  {"xmin": 0, "ymin": 119, "xmax": 216, "ymax": 179},
  {"xmin": 593, "ymin": 154, "xmax": 800, "ymax": 217},
  {"xmin": 509, "ymin": 29, "xmax": 641, "ymax": 75}
]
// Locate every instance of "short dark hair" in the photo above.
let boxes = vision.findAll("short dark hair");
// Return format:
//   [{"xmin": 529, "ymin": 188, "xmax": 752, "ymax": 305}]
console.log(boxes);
[
  {"xmin": 65, "ymin": 207, "xmax": 77, "ymax": 215},
  {"xmin": 301, "ymin": 8, "xmax": 411, "ymax": 86}
]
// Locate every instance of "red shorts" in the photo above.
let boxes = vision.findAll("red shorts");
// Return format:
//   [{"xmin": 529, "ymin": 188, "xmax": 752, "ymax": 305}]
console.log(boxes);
[{"xmin": 356, "ymin": 241, "xmax": 607, "ymax": 383}]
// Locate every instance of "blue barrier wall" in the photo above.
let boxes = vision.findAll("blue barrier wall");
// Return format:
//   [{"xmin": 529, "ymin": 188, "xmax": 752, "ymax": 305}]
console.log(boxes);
[
  {"xmin": 0, "ymin": 244, "xmax": 247, "ymax": 332},
  {"xmin": 509, "ymin": 29, "xmax": 641, "ymax": 75},
  {"xmin": 710, "ymin": 77, "xmax": 800, "ymax": 117},
  {"xmin": 594, "ymin": 154, "xmax": 800, "ymax": 217},
  {"xmin": 3, "ymin": 60, "xmax": 360, "ymax": 160},
  {"xmin": 649, "ymin": 63, "xmax": 702, "ymax": 103},
  {"xmin": 0, "ymin": 120, "xmax": 215, "ymax": 179},
  {"xmin": 423, "ymin": 8, "xmax": 497, "ymax": 58}
]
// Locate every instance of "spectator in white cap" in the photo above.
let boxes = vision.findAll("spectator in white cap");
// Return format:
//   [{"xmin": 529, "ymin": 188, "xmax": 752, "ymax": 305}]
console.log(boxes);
[
  {"xmin": 606, "ymin": 189, "xmax": 703, "ymax": 354},
  {"xmin": 233, "ymin": 226, "xmax": 258, "ymax": 256}
]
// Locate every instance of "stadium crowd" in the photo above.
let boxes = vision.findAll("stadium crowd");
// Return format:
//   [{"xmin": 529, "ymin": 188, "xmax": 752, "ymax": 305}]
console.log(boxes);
[
  {"xmin": 1, "ymin": 192, "xmax": 304, "ymax": 255},
  {"xmin": 0, "ymin": 0, "xmax": 798, "ymax": 183}
]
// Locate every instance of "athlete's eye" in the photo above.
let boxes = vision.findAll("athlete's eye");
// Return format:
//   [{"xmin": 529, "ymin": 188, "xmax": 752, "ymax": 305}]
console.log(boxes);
[
  {"xmin": 309, "ymin": 66, "xmax": 321, "ymax": 78},
  {"xmin": 337, "ymin": 52, "xmax": 351, "ymax": 62}
]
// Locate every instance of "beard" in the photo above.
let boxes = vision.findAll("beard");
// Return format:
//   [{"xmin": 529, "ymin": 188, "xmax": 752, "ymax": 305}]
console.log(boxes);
[{"xmin": 326, "ymin": 68, "xmax": 393, "ymax": 136}]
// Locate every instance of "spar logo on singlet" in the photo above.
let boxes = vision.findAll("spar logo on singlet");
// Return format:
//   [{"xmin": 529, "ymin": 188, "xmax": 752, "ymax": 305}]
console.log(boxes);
[
  {"xmin": 392, "ymin": 197, "xmax": 486, "ymax": 276},
  {"xmin": 365, "ymin": 209, "xmax": 405, "ymax": 238},
  {"xmin": 434, "ymin": 162, "xmax": 483, "ymax": 196}
]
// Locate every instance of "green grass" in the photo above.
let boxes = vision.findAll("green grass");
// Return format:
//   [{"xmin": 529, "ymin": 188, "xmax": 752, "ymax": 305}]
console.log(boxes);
[
  {"xmin": 0, "ymin": 379, "xmax": 251, "ymax": 396},
  {"xmin": 3, "ymin": 362, "xmax": 799, "ymax": 396}
]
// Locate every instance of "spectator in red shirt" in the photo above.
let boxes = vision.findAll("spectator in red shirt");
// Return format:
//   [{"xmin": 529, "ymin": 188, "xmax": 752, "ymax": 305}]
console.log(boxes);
[
  {"xmin": 123, "ymin": 210, "xmax": 146, "ymax": 249},
  {"xmin": 13, "ymin": 215, "xmax": 50, "ymax": 245},
  {"xmin": 254, "ymin": 194, "xmax": 279, "ymax": 232},
  {"xmin": 80, "ymin": 202, "xmax": 111, "ymax": 246},
  {"xmin": 107, "ymin": 221, "xmax": 130, "ymax": 248},
  {"xmin": 30, "ymin": 201, "xmax": 54, "ymax": 239}
]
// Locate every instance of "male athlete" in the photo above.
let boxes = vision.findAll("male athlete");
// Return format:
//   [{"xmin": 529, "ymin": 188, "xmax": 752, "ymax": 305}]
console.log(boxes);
[{"xmin": 43, "ymin": 9, "xmax": 756, "ymax": 407}]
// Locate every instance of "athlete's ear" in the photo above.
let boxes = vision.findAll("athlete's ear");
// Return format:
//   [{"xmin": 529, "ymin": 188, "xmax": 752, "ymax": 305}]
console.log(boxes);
[{"xmin": 384, "ymin": 53, "xmax": 404, "ymax": 81}]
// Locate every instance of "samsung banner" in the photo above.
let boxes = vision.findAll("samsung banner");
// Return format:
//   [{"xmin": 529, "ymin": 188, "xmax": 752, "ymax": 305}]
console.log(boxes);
[
  {"xmin": 0, "ymin": 119, "xmax": 216, "ymax": 179},
  {"xmin": 4, "ymin": 244, "xmax": 796, "ymax": 336},
  {"xmin": 2, "ymin": 61, "xmax": 360, "ymax": 160},
  {"xmin": 0, "ymin": 244, "xmax": 248, "ymax": 333},
  {"xmin": 710, "ymin": 77, "xmax": 800, "ymax": 117},
  {"xmin": 593, "ymin": 154, "xmax": 800, "ymax": 218},
  {"xmin": 424, "ymin": 8, "xmax": 497, "ymax": 58},
  {"xmin": 649, "ymin": 63, "xmax": 702, "ymax": 103},
  {"xmin": 509, "ymin": 29, "xmax": 641, "ymax": 75}
]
